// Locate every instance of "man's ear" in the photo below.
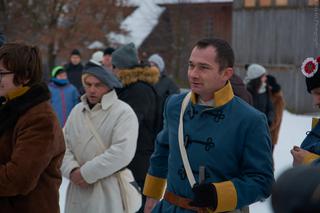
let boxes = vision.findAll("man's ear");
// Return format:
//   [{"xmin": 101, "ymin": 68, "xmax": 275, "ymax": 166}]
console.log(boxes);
[{"xmin": 222, "ymin": 67, "xmax": 234, "ymax": 81}]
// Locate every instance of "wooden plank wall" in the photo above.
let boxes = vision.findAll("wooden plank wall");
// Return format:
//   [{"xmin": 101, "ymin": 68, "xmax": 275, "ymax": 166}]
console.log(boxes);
[{"xmin": 232, "ymin": 1, "xmax": 320, "ymax": 113}]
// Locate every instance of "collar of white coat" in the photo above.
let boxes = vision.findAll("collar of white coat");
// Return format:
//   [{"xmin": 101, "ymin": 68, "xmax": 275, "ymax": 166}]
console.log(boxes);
[{"xmin": 81, "ymin": 89, "xmax": 118, "ymax": 111}]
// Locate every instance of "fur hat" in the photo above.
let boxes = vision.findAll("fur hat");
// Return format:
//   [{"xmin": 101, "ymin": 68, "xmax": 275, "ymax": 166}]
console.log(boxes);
[
  {"xmin": 70, "ymin": 49, "xmax": 81, "ymax": 56},
  {"xmin": 148, "ymin": 54, "xmax": 165, "ymax": 73},
  {"xmin": 244, "ymin": 64, "xmax": 267, "ymax": 83},
  {"xmin": 301, "ymin": 56, "xmax": 320, "ymax": 93},
  {"xmin": 272, "ymin": 166, "xmax": 320, "ymax": 213},
  {"xmin": 82, "ymin": 65, "xmax": 122, "ymax": 89},
  {"xmin": 111, "ymin": 43, "xmax": 140, "ymax": 69},
  {"xmin": 89, "ymin": 51, "xmax": 104, "ymax": 66},
  {"xmin": 51, "ymin": 66, "xmax": 65, "ymax": 78}
]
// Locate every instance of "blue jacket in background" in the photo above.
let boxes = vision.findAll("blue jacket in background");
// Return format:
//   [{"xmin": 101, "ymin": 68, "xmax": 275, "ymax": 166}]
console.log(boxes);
[{"xmin": 48, "ymin": 78, "xmax": 79, "ymax": 127}]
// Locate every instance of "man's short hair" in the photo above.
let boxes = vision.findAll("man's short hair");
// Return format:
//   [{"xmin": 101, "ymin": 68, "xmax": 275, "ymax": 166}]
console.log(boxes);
[
  {"xmin": 194, "ymin": 38, "xmax": 234, "ymax": 71},
  {"xmin": 0, "ymin": 42, "xmax": 42, "ymax": 86}
]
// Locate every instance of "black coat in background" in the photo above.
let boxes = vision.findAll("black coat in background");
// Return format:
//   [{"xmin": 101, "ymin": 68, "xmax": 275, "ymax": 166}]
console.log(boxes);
[
  {"xmin": 116, "ymin": 66, "xmax": 160, "ymax": 183},
  {"xmin": 154, "ymin": 73, "xmax": 179, "ymax": 103},
  {"xmin": 248, "ymin": 86, "xmax": 275, "ymax": 126},
  {"xmin": 64, "ymin": 62, "xmax": 84, "ymax": 94}
]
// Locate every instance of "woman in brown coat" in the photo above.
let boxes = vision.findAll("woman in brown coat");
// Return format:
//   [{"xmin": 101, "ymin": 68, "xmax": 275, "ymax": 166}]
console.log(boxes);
[
  {"xmin": 267, "ymin": 75, "xmax": 285, "ymax": 151},
  {"xmin": 0, "ymin": 43, "xmax": 65, "ymax": 213}
]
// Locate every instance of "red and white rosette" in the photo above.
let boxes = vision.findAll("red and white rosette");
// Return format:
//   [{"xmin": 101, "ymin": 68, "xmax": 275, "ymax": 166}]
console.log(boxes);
[{"xmin": 301, "ymin": 57, "xmax": 319, "ymax": 78}]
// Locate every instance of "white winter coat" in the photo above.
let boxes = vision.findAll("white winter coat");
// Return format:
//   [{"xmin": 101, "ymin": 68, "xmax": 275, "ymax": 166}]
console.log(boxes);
[{"xmin": 61, "ymin": 90, "xmax": 139, "ymax": 213}]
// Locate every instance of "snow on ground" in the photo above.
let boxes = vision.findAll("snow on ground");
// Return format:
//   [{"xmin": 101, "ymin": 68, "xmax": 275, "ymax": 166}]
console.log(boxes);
[
  {"xmin": 59, "ymin": 110, "xmax": 313, "ymax": 213},
  {"xmin": 250, "ymin": 110, "xmax": 312, "ymax": 213}
]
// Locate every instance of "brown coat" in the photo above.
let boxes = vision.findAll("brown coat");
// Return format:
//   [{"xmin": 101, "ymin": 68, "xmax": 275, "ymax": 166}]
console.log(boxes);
[
  {"xmin": 230, "ymin": 74, "xmax": 253, "ymax": 105},
  {"xmin": 0, "ymin": 86, "xmax": 65, "ymax": 213},
  {"xmin": 270, "ymin": 91, "xmax": 285, "ymax": 146}
]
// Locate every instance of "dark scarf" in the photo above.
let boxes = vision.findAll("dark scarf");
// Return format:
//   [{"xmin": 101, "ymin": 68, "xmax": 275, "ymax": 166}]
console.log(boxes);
[{"xmin": 0, "ymin": 83, "xmax": 50, "ymax": 136}]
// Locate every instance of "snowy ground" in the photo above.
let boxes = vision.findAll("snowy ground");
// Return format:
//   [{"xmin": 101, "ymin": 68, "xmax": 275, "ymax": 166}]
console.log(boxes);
[{"xmin": 59, "ymin": 110, "xmax": 313, "ymax": 213}]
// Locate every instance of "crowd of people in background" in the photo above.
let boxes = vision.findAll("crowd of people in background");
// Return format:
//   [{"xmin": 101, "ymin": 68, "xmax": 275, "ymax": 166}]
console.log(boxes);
[{"xmin": 2, "ymin": 27, "xmax": 320, "ymax": 213}]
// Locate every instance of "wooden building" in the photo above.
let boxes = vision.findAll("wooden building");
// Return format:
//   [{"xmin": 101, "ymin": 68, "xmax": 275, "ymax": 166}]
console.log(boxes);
[
  {"xmin": 139, "ymin": 1, "xmax": 232, "ymax": 86},
  {"xmin": 233, "ymin": 0, "xmax": 320, "ymax": 113}
]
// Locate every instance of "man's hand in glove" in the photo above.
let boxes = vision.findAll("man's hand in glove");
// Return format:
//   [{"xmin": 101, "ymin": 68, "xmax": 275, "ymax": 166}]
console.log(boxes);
[{"xmin": 189, "ymin": 183, "xmax": 218, "ymax": 210}]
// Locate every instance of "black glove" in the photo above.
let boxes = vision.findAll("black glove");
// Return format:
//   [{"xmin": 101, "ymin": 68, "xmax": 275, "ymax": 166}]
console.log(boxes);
[{"xmin": 189, "ymin": 183, "xmax": 218, "ymax": 209}]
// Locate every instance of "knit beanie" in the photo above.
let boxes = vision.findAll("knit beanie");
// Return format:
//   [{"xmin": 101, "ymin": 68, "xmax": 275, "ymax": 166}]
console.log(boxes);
[
  {"xmin": 301, "ymin": 56, "xmax": 320, "ymax": 93},
  {"xmin": 51, "ymin": 66, "xmax": 65, "ymax": 78},
  {"xmin": 272, "ymin": 166, "xmax": 320, "ymax": 213},
  {"xmin": 148, "ymin": 54, "xmax": 165, "ymax": 73},
  {"xmin": 82, "ymin": 65, "xmax": 122, "ymax": 89},
  {"xmin": 89, "ymin": 51, "xmax": 104, "ymax": 66},
  {"xmin": 111, "ymin": 43, "xmax": 140, "ymax": 69},
  {"xmin": 104, "ymin": 47, "xmax": 115, "ymax": 56},
  {"xmin": 71, "ymin": 49, "xmax": 81, "ymax": 56},
  {"xmin": 244, "ymin": 64, "xmax": 266, "ymax": 83}
]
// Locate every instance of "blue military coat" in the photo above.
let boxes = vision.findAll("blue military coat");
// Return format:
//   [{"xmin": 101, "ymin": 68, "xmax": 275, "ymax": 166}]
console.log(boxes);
[{"xmin": 143, "ymin": 82, "xmax": 274, "ymax": 213}]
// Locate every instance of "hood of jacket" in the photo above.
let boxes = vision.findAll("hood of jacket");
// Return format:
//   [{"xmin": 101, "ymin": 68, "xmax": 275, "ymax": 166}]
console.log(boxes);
[{"xmin": 116, "ymin": 66, "xmax": 159, "ymax": 86}]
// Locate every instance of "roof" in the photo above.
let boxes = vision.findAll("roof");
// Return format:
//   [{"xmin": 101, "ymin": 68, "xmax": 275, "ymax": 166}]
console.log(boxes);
[
  {"xmin": 126, "ymin": 0, "xmax": 232, "ymax": 6},
  {"xmin": 109, "ymin": 0, "xmax": 233, "ymax": 48},
  {"xmin": 109, "ymin": 1, "xmax": 165, "ymax": 48}
]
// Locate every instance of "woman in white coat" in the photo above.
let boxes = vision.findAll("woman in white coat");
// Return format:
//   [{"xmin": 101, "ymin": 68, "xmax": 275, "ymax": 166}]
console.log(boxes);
[{"xmin": 61, "ymin": 64, "xmax": 139, "ymax": 213}]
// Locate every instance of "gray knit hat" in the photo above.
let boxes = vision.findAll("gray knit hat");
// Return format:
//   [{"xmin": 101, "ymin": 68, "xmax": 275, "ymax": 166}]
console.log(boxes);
[
  {"xmin": 148, "ymin": 54, "xmax": 165, "ymax": 73},
  {"xmin": 112, "ymin": 43, "xmax": 140, "ymax": 69},
  {"xmin": 82, "ymin": 66, "xmax": 122, "ymax": 89}
]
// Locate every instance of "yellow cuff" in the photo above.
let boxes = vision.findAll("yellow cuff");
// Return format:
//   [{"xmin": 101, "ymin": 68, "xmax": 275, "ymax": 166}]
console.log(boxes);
[
  {"xmin": 212, "ymin": 181, "xmax": 237, "ymax": 212},
  {"xmin": 303, "ymin": 152, "xmax": 320, "ymax": 164},
  {"xmin": 143, "ymin": 174, "xmax": 167, "ymax": 200}
]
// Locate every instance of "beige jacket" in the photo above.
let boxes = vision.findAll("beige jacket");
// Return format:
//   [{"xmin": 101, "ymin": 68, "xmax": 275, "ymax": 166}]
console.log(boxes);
[{"xmin": 61, "ymin": 90, "xmax": 139, "ymax": 213}]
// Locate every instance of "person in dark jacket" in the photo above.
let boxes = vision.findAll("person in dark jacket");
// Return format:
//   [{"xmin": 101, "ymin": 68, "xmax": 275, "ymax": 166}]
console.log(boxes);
[
  {"xmin": 291, "ymin": 56, "xmax": 320, "ymax": 166},
  {"xmin": 64, "ymin": 49, "xmax": 84, "ymax": 94},
  {"xmin": 148, "ymin": 53, "xmax": 179, "ymax": 101},
  {"xmin": 148, "ymin": 53, "xmax": 179, "ymax": 130},
  {"xmin": 103, "ymin": 47, "xmax": 115, "ymax": 70},
  {"xmin": 0, "ymin": 42, "xmax": 65, "ymax": 213},
  {"xmin": 112, "ymin": 43, "xmax": 160, "ymax": 213},
  {"xmin": 245, "ymin": 63, "xmax": 274, "ymax": 126},
  {"xmin": 272, "ymin": 166, "xmax": 320, "ymax": 213},
  {"xmin": 48, "ymin": 66, "xmax": 79, "ymax": 127}
]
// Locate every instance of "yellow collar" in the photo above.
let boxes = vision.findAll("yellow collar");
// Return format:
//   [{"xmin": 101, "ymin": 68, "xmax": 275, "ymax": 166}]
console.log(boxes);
[
  {"xmin": 312, "ymin": 118, "xmax": 319, "ymax": 129},
  {"xmin": 190, "ymin": 81, "xmax": 234, "ymax": 107},
  {"xmin": 6, "ymin": 86, "xmax": 30, "ymax": 101}
]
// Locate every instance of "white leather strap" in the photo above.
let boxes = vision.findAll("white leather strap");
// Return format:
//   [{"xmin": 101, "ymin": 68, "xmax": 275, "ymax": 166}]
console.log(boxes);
[
  {"xmin": 178, "ymin": 92, "xmax": 196, "ymax": 187},
  {"xmin": 84, "ymin": 110, "xmax": 107, "ymax": 151}
]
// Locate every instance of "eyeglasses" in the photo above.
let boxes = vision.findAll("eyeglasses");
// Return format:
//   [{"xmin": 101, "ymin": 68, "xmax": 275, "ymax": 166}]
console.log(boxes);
[{"xmin": 0, "ymin": 71, "xmax": 13, "ymax": 81}]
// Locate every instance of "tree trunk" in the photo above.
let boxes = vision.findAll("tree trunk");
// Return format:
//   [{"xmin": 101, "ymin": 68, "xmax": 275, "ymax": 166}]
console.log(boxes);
[{"xmin": 48, "ymin": 42, "xmax": 56, "ymax": 70}]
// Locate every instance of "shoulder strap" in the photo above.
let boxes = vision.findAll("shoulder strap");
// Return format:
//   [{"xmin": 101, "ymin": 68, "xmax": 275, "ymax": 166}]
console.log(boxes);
[
  {"xmin": 83, "ymin": 110, "xmax": 106, "ymax": 151},
  {"xmin": 178, "ymin": 92, "xmax": 196, "ymax": 187}
]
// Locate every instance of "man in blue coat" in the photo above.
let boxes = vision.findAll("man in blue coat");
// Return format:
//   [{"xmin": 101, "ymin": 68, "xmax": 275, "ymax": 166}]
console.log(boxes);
[{"xmin": 143, "ymin": 38, "xmax": 274, "ymax": 213}]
